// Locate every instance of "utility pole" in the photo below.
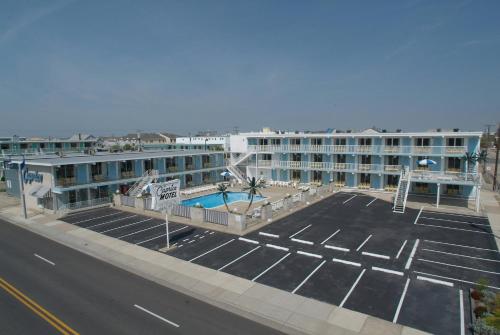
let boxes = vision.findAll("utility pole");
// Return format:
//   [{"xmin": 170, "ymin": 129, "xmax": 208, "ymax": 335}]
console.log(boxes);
[
  {"xmin": 18, "ymin": 161, "xmax": 27, "ymax": 219},
  {"xmin": 493, "ymin": 124, "xmax": 499, "ymax": 191}
]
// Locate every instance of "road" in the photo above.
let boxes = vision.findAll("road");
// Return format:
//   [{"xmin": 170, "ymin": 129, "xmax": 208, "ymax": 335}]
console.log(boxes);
[{"xmin": 0, "ymin": 219, "xmax": 283, "ymax": 335}]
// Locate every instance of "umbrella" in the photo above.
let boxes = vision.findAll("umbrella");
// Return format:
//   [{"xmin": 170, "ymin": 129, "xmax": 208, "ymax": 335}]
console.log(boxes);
[
  {"xmin": 220, "ymin": 171, "xmax": 233, "ymax": 177},
  {"xmin": 418, "ymin": 159, "xmax": 437, "ymax": 166}
]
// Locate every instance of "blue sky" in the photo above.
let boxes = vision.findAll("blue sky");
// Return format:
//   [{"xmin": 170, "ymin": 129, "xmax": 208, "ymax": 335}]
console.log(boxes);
[{"xmin": 0, "ymin": 0, "xmax": 499, "ymax": 136}]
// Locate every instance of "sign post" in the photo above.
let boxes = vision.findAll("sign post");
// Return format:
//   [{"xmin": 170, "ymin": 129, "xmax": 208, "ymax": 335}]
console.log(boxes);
[
  {"xmin": 150, "ymin": 179, "xmax": 180, "ymax": 249},
  {"xmin": 165, "ymin": 212, "xmax": 170, "ymax": 249},
  {"xmin": 17, "ymin": 159, "xmax": 27, "ymax": 219}
]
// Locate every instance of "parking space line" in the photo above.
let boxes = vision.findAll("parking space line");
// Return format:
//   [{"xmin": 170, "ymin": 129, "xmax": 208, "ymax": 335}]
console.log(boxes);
[
  {"xmin": 355, "ymin": 235, "xmax": 372, "ymax": 251},
  {"xmin": 291, "ymin": 260, "xmax": 327, "ymax": 294},
  {"xmin": 418, "ymin": 258, "xmax": 500, "ymax": 275},
  {"xmin": 416, "ymin": 275, "xmax": 454, "ymax": 287},
  {"xmin": 266, "ymin": 244, "xmax": 289, "ymax": 251},
  {"xmin": 324, "ymin": 245, "xmax": 350, "ymax": 252},
  {"xmin": 259, "ymin": 232, "xmax": 279, "ymax": 238},
  {"xmin": 86, "ymin": 215, "xmax": 138, "ymax": 229},
  {"xmin": 405, "ymin": 239, "xmax": 420, "ymax": 270},
  {"xmin": 297, "ymin": 251, "xmax": 323, "ymax": 259},
  {"xmin": 420, "ymin": 216, "xmax": 490, "ymax": 227},
  {"xmin": 291, "ymin": 238, "xmax": 314, "ymax": 245},
  {"xmin": 459, "ymin": 289, "xmax": 465, "ymax": 335},
  {"xmin": 188, "ymin": 240, "xmax": 195, "ymax": 244},
  {"xmin": 343, "ymin": 195, "xmax": 357, "ymax": 204},
  {"xmin": 362, "ymin": 252, "xmax": 390, "ymax": 260},
  {"xmin": 417, "ymin": 223, "xmax": 492, "ymax": 235},
  {"xmin": 371, "ymin": 266, "xmax": 403, "ymax": 276},
  {"xmin": 252, "ymin": 253, "xmax": 291, "ymax": 282},
  {"xmin": 189, "ymin": 239, "xmax": 235, "ymax": 262},
  {"xmin": 413, "ymin": 271, "xmax": 500, "ymax": 290},
  {"xmin": 414, "ymin": 207, "xmax": 423, "ymax": 225},
  {"xmin": 136, "ymin": 226, "xmax": 189, "ymax": 245},
  {"xmin": 289, "ymin": 224, "xmax": 312, "ymax": 238},
  {"xmin": 73, "ymin": 212, "xmax": 121, "ymax": 224},
  {"xmin": 320, "ymin": 229, "xmax": 340, "ymax": 245},
  {"xmin": 101, "ymin": 218, "xmax": 153, "ymax": 233},
  {"xmin": 339, "ymin": 269, "xmax": 366, "ymax": 307},
  {"xmin": 366, "ymin": 198, "xmax": 377, "ymax": 207},
  {"xmin": 238, "ymin": 237, "xmax": 259, "ymax": 244},
  {"xmin": 393, "ymin": 278, "xmax": 410, "ymax": 323},
  {"xmin": 134, "ymin": 304, "xmax": 180, "ymax": 328},
  {"xmin": 34, "ymin": 254, "xmax": 55, "ymax": 266},
  {"xmin": 395, "ymin": 240, "xmax": 407, "ymax": 259},
  {"xmin": 421, "ymin": 248, "xmax": 500, "ymax": 263},
  {"xmin": 424, "ymin": 240, "xmax": 500, "ymax": 252},
  {"xmin": 423, "ymin": 211, "xmax": 488, "ymax": 219},
  {"xmin": 218, "ymin": 246, "xmax": 261, "ymax": 271},
  {"xmin": 117, "ymin": 223, "xmax": 164, "ymax": 239},
  {"xmin": 332, "ymin": 258, "xmax": 361, "ymax": 267}
]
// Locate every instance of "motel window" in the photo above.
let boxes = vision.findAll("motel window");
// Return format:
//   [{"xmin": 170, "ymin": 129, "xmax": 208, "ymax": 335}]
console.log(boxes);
[
  {"xmin": 415, "ymin": 138, "xmax": 430, "ymax": 146},
  {"xmin": 387, "ymin": 156, "xmax": 399, "ymax": 165},
  {"xmin": 446, "ymin": 184, "xmax": 459, "ymax": 195},
  {"xmin": 55, "ymin": 143, "xmax": 62, "ymax": 149},
  {"xmin": 447, "ymin": 138, "xmax": 464, "ymax": 147},
  {"xmin": 385, "ymin": 138, "xmax": 400, "ymax": 146},
  {"xmin": 290, "ymin": 138, "xmax": 301, "ymax": 145},
  {"xmin": 0, "ymin": 144, "xmax": 9, "ymax": 150},
  {"xmin": 334, "ymin": 138, "xmax": 346, "ymax": 145},
  {"xmin": 336, "ymin": 154, "xmax": 346, "ymax": 163},
  {"xmin": 447, "ymin": 157, "xmax": 461, "ymax": 171},
  {"xmin": 387, "ymin": 175, "xmax": 399, "ymax": 186},
  {"xmin": 261, "ymin": 154, "xmax": 272, "ymax": 161},
  {"xmin": 56, "ymin": 165, "xmax": 75, "ymax": 179},
  {"xmin": 359, "ymin": 138, "xmax": 372, "ymax": 146},
  {"xmin": 20, "ymin": 143, "xmax": 28, "ymax": 149},
  {"xmin": 120, "ymin": 161, "xmax": 134, "ymax": 172},
  {"xmin": 270, "ymin": 138, "xmax": 281, "ymax": 145},
  {"xmin": 91, "ymin": 163, "xmax": 103, "ymax": 176},
  {"xmin": 336, "ymin": 172, "xmax": 345, "ymax": 182},
  {"xmin": 40, "ymin": 143, "xmax": 46, "ymax": 149},
  {"xmin": 360, "ymin": 173, "xmax": 371, "ymax": 184},
  {"xmin": 258, "ymin": 139, "xmax": 268, "ymax": 145},
  {"xmin": 291, "ymin": 170, "xmax": 301, "ymax": 181},
  {"xmin": 313, "ymin": 171, "xmax": 322, "ymax": 182},
  {"xmin": 70, "ymin": 142, "xmax": 77, "ymax": 148},
  {"xmin": 313, "ymin": 154, "xmax": 323, "ymax": 162},
  {"xmin": 144, "ymin": 159, "xmax": 154, "ymax": 171},
  {"xmin": 185, "ymin": 156, "xmax": 193, "ymax": 168},
  {"xmin": 361, "ymin": 155, "xmax": 371, "ymax": 164},
  {"xmin": 291, "ymin": 153, "xmax": 301, "ymax": 161},
  {"xmin": 311, "ymin": 138, "xmax": 322, "ymax": 145}
]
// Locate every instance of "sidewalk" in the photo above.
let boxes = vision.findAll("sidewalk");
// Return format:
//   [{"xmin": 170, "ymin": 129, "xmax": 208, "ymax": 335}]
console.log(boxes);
[{"xmin": 0, "ymin": 202, "xmax": 427, "ymax": 335}]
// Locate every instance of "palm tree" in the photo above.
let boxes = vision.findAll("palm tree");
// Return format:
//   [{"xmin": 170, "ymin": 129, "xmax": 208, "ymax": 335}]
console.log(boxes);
[
  {"xmin": 477, "ymin": 150, "xmax": 488, "ymax": 173},
  {"xmin": 217, "ymin": 183, "xmax": 231, "ymax": 213},
  {"xmin": 243, "ymin": 177, "xmax": 264, "ymax": 214},
  {"xmin": 464, "ymin": 152, "xmax": 478, "ymax": 180}
]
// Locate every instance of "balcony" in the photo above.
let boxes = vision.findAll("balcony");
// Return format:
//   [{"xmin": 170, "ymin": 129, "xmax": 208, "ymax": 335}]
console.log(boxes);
[
  {"xmin": 121, "ymin": 171, "xmax": 135, "ymax": 179},
  {"xmin": 92, "ymin": 174, "xmax": 105, "ymax": 182},
  {"xmin": 185, "ymin": 164, "xmax": 194, "ymax": 171},
  {"xmin": 410, "ymin": 170, "xmax": 480, "ymax": 185},
  {"xmin": 55, "ymin": 177, "xmax": 76, "ymax": 187},
  {"xmin": 384, "ymin": 165, "xmax": 401, "ymax": 172},
  {"xmin": 167, "ymin": 166, "xmax": 178, "ymax": 173},
  {"xmin": 202, "ymin": 162, "xmax": 215, "ymax": 169}
]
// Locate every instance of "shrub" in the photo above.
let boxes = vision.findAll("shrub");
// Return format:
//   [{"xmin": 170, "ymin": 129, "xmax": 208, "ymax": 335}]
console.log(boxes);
[
  {"xmin": 0, "ymin": 176, "xmax": 5, "ymax": 182},
  {"xmin": 472, "ymin": 318, "xmax": 500, "ymax": 335},
  {"xmin": 477, "ymin": 278, "xmax": 490, "ymax": 294},
  {"xmin": 485, "ymin": 315, "xmax": 500, "ymax": 331},
  {"xmin": 476, "ymin": 305, "xmax": 489, "ymax": 318},
  {"xmin": 473, "ymin": 289, "xmax": 485, "ymax": 300}
]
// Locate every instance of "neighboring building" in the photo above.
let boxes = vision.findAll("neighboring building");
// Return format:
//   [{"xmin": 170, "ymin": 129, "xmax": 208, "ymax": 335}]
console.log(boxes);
[
  {"xmin": 0, "ymin": 134, "xmax": 98, "ymax": 156},
  {"xmin": 176, "ymin": 135, "xmax": 230, "ymax": 151}
]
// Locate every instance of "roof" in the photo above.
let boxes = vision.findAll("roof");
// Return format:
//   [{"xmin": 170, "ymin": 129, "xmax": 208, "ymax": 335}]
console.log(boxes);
[{"xmin": 237, "ymin": 130, "xmax": 483, "ymax": 138}]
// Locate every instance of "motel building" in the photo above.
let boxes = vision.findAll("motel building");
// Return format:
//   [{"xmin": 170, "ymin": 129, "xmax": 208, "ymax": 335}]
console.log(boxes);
[{"xmin": 4, "ymin": 150, "xmax": 226, "ymax": 213}]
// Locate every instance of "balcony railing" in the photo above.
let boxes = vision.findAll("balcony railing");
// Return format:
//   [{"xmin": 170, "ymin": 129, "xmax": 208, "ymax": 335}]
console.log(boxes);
[
  {"xmin": 92, "ymin": 174, "xmax": 105, "ymax": 182},
  {"xmin": 55, "ymin": 177, "xmax": 76, "ymax": 187},
  {"xmin": 120, "ymin": 171, "xmax": 135, "ymax": 179},
  {"xmin": 185, "ymin": 164, "xmax": 194, "ymax": 170},
  {"xmin": 167, "ymin": 166, "xmax": 178, "ymax": 173},
  {"xmin": 410, "ymin": 170, "xmax": 480, "ymax": 185}
]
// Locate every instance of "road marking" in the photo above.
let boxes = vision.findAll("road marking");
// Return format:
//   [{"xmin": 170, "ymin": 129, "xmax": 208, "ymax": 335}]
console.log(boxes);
[
  {"xmin": 135, "ymin": 226, "xmax": 188, "ymax": 245},
  {"xmin": 100, "ymin": 218, "xmax": 153, "ymax": 233},
  {"xmin": 194, "ymin": 234, "xmax": 199, "ymax": 237},
  {"xmin": 204, "ymin": 230, "xmax": 209, "ymax": 233},
  {"xmin": 405, "ymin": 239, "xmax": 420, "ymax": 270},
  {"xmin": 416, "ymin": 275, "xmax": 454, "ymax": 287},
  {"xmin": 177, "ymin": 244, "xmax": 183, "ymax": 248},
  {"xmin": 339, "ymin": 269, "xmax": 366, "ymax": 307},
  {"xmin": 199, "ymin": 236, "xmax": 204, "ymax": 239},
  {"xmin": 238, "ymin": 237, "xmax": 260, "ymax": 244},
  {"xmin": 266, "ymin": 244, "xmax": 289, "ymax": 251},
  {"xmin": 356, "ymin": 235, "xmax": 372, "ymax": 251},
  {"xmin": 371, "ymin": 266, "xmax": 403, "ymax": 276},
  {"xmin": 320, "ymin": 229, "xmax": 340, "ymax": 245},
  {"xmin": 413, "ymin": 271, "xmax": 500, "ymax": 290},
  {"xmin": 259, "ymin": 232, "xmax": 279, "ymax": 238},
  {"xmin": 423, "ymin": 210, "xmax": 488, "ymax": 219},
  {"xmin": 34, "ymin": 254, "xmax": 55, "ymax": 266},
  {"xmin": 418, "ymin": 258, "xmax": 500, "ymax": 275},
  {"xmin": 0, "ymin": 277, "xmax": 79, "ymax": 335},
  {"xmin": 417, "ymin": 223, "xmax": 492, "ymax": 235},
  {"xmin": 362, "ymin": 252, "xmax": 390, "ymax": 260},
  {"xmin": 332, "ymin": 258, "xmax": 361, "ymax": 267},
  {"xmin": 73, "ymin": 212, "xmax": 120, "ymax": 224},
  {"xmin": 289, "ymin": 224, "xmax": 312, "ymax": 238},
  {"xmin": 209, "ymin": 232, "xmax": 215, "ymax": 235},
  {"xmin": 188, "ymin": 240, "xmax": 195, "ymax": 244},
  {"xmin": 421, "ymin": 248, "xmax": 500, "ymax": 263},
  {"xmin": 117, "ymin": 223, "xmax": 164, "ymax": 239},
  {"xmin": 414, "ymin": 207, "xmax": 423, "ymax": 225},
  {"xmin": 366, "ymin": 198, "xmax": 377, "ymax": 207},
  {"xmin": 292, "ymin": 260, "xmax": 326, "ymax": 294},
  {"xmin": 459, "ymin": 289, "xmax": 465, "ymax": 335},
  {"xmin": 252, "ymin": 253, "xmax": 291, "ymax": 282},
  {"xmin": 297, "ymin": 251, "xmax": 323, "ymax": 259},
  {"xmin": 393, "ymin": 278, "xmax": 410, "ymax": 323},
  {"xmin": 134, "ymin": 304, "xmax": 180, "ymax": 328},
  {"xmin": 424, "ymin": 240, "xmax": 500, "ymax": 252},
  {"xmin": 189, "ymin": 239, "xmax": 235, "ymax": 262},
  {"xmin": 396, "ymin": 240, "xmax": 408, "ymax": 259},
  {"xmin": 218, "ymin": 246, "xmax": 261, "ymax": 271},
  {"xmin": 86, "ymin": 215, "xmax": 137, "ymax": 229},
  {"xmin": 291, "ymin": 238, "xmax": 314, "ymax": 245},
  {"xmin": 343, "ymin": 195, "xmax": 357, "ymax": 204},
  {"xmin": 324, "ymin": 245, "xmax": 350, "ymax": 252},
  {"xmin": 182, "ymin": 239, "xmax": 189, "ymax": 242},
  {"xmin": 420, "ymin": 216, "xmax": 490, "ymax": 227}
]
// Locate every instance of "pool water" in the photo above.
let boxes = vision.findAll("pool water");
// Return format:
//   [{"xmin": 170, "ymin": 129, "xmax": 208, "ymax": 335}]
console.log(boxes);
[{"xmin": 181, "ymin": 192, "xmax": 265, "ymax": 209}]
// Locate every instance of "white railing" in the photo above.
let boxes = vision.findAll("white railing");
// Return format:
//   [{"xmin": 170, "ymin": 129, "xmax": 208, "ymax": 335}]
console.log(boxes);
[
  {"xmin": 59, "ymin": 196, "xmax": 112, "ymax": 212},
  {"xmin": 204, "ymin": 208, "xmax": 228, "ymax": 226},
  {"xmin": 410, "ymin": 170, "xmax": 480, "ymax": 184},
  {"xmin": 271, "ymin": 161, "xmax": 401, "ymax": 173},
  {"xmin": 271, "ymin": 199, "xmax": 284, "ymax": 211},
  {"xmin": 120, "ymin": 195, "xmax": 136, "ymax": 207},
  {"xmin": 292, "ymin": 193, "xmax": 302, "ymax": 202},
  {"xmin": 171, "ymin": 204, "xmax": 191, "ymax": 218}
]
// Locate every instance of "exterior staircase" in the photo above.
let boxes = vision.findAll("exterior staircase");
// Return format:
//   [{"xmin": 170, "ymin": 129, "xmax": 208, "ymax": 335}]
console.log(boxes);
[
  {"xmin": 227, "ymin": 165, "xmax": 246, "ymax": 184},
  {"xmin": 233, "ymin": 151, "xmax": 253, "ymax": 166},
  {"xmin": 128, "ymin": 169, "xmax": 159, "ymax": 197},
  {"xmin": 393, "ymin": 167, "xmax": 411, "ymax": 213}
]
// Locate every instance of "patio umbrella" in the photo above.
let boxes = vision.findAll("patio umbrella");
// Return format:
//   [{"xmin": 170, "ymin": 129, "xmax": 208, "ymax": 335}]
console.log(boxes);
[
  {"xmin": 220, "ymin": 171, "xmax": 233, "ymax": 177},
  {"xmin": 418, "ymin": 159, "xmax": 437, "ymax": 166}
]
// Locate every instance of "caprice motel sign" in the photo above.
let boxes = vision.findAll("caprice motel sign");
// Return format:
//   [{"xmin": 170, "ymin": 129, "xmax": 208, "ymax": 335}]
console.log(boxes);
[{"xmin": 150, "ymin": 179, "xmax": 181, "ymax": 211}]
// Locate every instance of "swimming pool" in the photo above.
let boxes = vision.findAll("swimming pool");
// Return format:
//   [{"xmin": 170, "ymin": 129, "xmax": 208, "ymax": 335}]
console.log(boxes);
[{"xmin": 181, "ymin": 192, "xmax": 265, "ymax": 209}]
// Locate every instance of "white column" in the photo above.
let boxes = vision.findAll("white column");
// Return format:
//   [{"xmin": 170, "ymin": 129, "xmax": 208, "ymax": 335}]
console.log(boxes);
[
  {"xmin": 436, "ymin": 183, "xmax": 440, "ymax": 208},
  {"xmin": 475, "ymin": 186, "xmax": 481, "ymax": 212}
]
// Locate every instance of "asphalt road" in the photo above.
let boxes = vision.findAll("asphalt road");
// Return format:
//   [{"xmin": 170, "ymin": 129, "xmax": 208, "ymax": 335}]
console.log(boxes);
[{"xmin": 0, "ymin": 219, "xmax": 283, "ymax": 335}]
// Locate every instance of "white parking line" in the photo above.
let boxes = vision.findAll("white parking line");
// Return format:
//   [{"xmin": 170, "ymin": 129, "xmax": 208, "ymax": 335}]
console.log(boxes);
[
  {"xmin": 297, "ymin": 251, "xmax": 323, "ymax": 259},
  {"xmin": 266, "ymin": 244, "xmax": 289, "ymax": 251},
  {"xmin": 416, "ymin": 275, "xmax": 454, "ymax": 287},
  {"xmin": 135, "ymin": 226, "xmax": 188, "ymax": 245},
  {"xmin": 459, "ymin": 289, "xmax": 465, "ymax": 335},
  {"xmin": 418, "ymin": 258, "xmax": 500, "ymax": 275},
  {"xmin": 324, "ymin": 245, "xmax": 350, "ymax": 252},
  {"xmin": 188, "ymin": 240, "xmax": 195, "ymax": 244},
  {"xmin": 405, "ymin": 239, "xmax": 420, "ymax": 270},
  {"xmin": 134, "ymin": 304, "xmax": 180, "ymax": 328},
  {"xmin": 252, "ymin": 253, "xmax": 291, "ymax": 282},
  {"xmin": 423, "ymin": 210, "xmax": 488, "ymax": 220},
  {"xmin": 424, "ymin": 240, "xmax": 500, "ymax": 252},
  {"xmin": 362, "ymin": 252, "xmax": 390, "ymax": 260},
  {"xmin": 100, "ymin": 218, "xmax": 153, "ymax": 233},
  {"xmin": 421, "ymin": 248, "xmax": 500, "ymax": 263},
  {"xmin": 218, "ymin": 246, "xmax": 261, "ymax": 271},
  {"xmin": 177, "ymin": 244, "xmax": 183, "ymax": 248},
  {"xmin": 413, "ymin": 271, "xmax": 500, "ymax": 290},
  {"xmin": 239, "ymin": 237, "xmax": 260, "ymax": 244},
  {"xmin": 259, "ymin": 232, "xmax": 279, "ymax": 238},
  {"xmin": 420, "ymin": 216, "xmax": 490, "ymax": 227},
  {"xmin": 189, "ymin": 239, "xmax": 235, "ymax": 262},
  {"xmin": 414, "ymin": 207, "xmax": 423, "ymax": 225},
  {"xmin": 73, "ymin": 212, "xmax": 121, "ymax": 224},
  {"xmin": 86, "ymin": 215, "xmax": 137, "ymax": 229},
  {"xmin": 417, "ymin": 223, "xmax": 492, "ymax": 234},
  {"xmin": 289, "ymin": 224, "xmax": 312, "ymax": 239},
  {"xmin": 209, "ymin": 232, "xmax": 215, "ymax": 235},
  {"xmin": 34, "ymin": 254, "xmax": 55, "ymax": 266},
  {"xmin": 291, "ymin": 238, "xmax": 314, "ymax": 245},
  {"xmin": 371, "ymin": 266, "xmax": 403, "ymax": 276},
  {"xmin": 117, "ymin": 223, "xmax": 164, "ymax": 239},
  {"xmin": 393, "ymin": 278, "xmax": 410, "ymax": 323},
  {"xmin": 292, "ymin": 260, "xmax": 326, "ymax": 294},
  {"xmin": 366, "ymin": 198, "xmax": 377, "ymax": 207},
  {"xmin": 396, "ymin": 240, "xmax": 408, "ymax": 259},
  {"xmin": 343, "ymin": 195, "xmax": 357, "ymax": 204},
  {"xmin": 320, "ymin": 229, "xmax": 340, "ymax": 245},
  {"xmin": 332, "ymin": 258, "xmax": 361, "ymax": 267},
  {"xmin": 355, "ymin": 235, "xmax": 372, "ymax": 252},
  {"xmin": 339, "ymin": 269, "xmax": 366, "ymax": 307}
]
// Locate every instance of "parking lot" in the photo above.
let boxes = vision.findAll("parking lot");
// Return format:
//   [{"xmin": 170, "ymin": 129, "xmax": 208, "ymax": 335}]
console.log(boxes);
[{"xmin": 62, "ymin": 192, "xmax": 500, "ymax": 335}]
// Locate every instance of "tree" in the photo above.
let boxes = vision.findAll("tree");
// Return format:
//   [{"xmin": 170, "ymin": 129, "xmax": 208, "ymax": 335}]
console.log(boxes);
[
  {"xmin": 217, "ymin": 183, "xmax": 231, "ymax": 213},
  {"xmin": 477, "ymin": 150, "xmax": 488, "ymax": 174},
  {"xmin": 242, "ymin": 177, "xmax": 264, "ymax": 214},
  {"xmin": 464, "ymin": 152, "xmax": 478, "ymax": 181}
]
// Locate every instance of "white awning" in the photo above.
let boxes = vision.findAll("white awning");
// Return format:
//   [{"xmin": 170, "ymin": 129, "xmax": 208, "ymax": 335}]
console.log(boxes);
[{"xmin": 31, "ymin": 186, "xmax": 51, "ymax": 198}]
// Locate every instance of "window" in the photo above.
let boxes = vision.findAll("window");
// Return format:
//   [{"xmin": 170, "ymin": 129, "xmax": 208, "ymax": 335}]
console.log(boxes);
[
  {"xmin": 290, "ymin": 138, "xmax": 301, "ymax": 145},
  {"xmin": 447, "ymin": 157, "xmax": 461, "ymax": 171},
  {"xmin": 312, "ymin": 170, "xmax": 322, "ymax": 182},
  {"xmin": 91, "ymin": 163, "xmax": 103, "ymax": 176},
  {"xmin": 336, "ymin": 172, "xmax": 345, "ymax": 182},
  {"xmin": 387, "ymin": 175, "xmax": 399, "ymax": 186},
  {"xmin": 361, "ymin": 155, "xmax": 371, "ymax": 164},
  {"xmin": 261, "ymin": 154, "xmax": 272, "ymax": 161},
  {"xmin": 447, "ymin": 138, "xmax": 464, "ymax": 147},
  {"xmin": 446, "ymin": 184, "xmax": 459, "ymax": 195},
  {"xmin": 55, "ymin": 143, "xmax": 62, "ymax": 149},
  {"xmin": 311, "ymin": 138, "xmax": 322, "ymax": 145},
  {"xmin": 334, "ymin": 138, "xmax": 346, "ymax": 145},
  {"xmin": 360, "ymin": 173, "xmax": 370, "ymax": 184},
  {"xmin": 270, "ymin": 138, "xmax": 281, "ymax": 145},
  {"xmin": 387, "ymin": 156, "xmax": 399, "ymax": 165},
  {"xmin": 70, "ymin": 142, "xmax": 77, "ymax": 149},
  {"xmin": 359, "ymin": 138, "xmax": 372, "ymax": 146},
  {"xmin": 385, "ymin": 138, "xmax": 400, "ymax": 146},
  {"xmin": 20, "ymin": 143, "xmax": 28, "ymax": 149},
  {"xmin": 1, "ymin": 144, "xmax": 10, "ymax": 150},
  {"xmin": 291, "ymin": 170, "xmax": 301, "ymax": 181},
  {"xmin": 336, "ymin": 154, "xmax": 346, "ymax": 163},
  {"xmin": 292, "ymin": 153, "xmax": 301, "ymax": 161},
  {"xmin": 40, "ymin": 143, "xmax": 46, "ymax": 149},
  {"xmin": 416, "ymin": 138, "xmax": 430, "ymax": 146},
  {"xmin": 144, "ymin": 159, "xmax": 154, "ymax": 171},
  {"xmin": 258, "ymin": 138, "xmax": 268, "ymax": 145}
]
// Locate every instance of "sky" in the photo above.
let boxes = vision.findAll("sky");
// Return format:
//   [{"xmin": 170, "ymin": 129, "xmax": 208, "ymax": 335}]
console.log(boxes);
[{"xmin": 0, "ymin": 0, "xmax": 499, "ymax": 137}]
